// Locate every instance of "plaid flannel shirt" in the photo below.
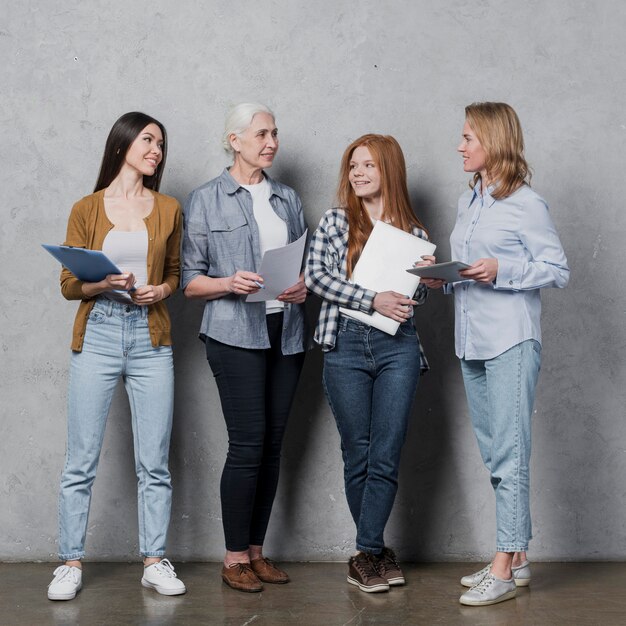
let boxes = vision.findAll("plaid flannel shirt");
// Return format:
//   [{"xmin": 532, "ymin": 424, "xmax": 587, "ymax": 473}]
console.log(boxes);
[{"xmin": 305, "ymin": 207, "xmax": 429, "ymax": 372}]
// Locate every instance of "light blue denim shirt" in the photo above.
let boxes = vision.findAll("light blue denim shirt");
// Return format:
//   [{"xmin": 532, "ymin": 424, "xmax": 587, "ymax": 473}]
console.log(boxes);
[
  {"xmin": 182, "ymin": 168, "xmax": 307, "ymax": 354},
  {"xmin": 448, "ymin": 182, "xmax": 569, "ymax": 360}
]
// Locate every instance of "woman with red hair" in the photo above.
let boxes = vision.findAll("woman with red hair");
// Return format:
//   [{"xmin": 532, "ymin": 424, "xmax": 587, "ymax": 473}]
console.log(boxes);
[{"xmin": 305, "ymin": 134, "xmax": 432, "ymax": 593}]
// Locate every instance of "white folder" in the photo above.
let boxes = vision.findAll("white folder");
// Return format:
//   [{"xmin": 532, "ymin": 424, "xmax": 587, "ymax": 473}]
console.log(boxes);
[{"xmin": 339, "ymin": 221, "xmax": 436, "ymax": 335}]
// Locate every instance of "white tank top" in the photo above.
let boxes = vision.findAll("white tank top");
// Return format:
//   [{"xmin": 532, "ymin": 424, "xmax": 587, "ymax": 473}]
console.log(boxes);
[{"xmin": 101, "ymin": 230, "xmax": 149, "ymax": 303}]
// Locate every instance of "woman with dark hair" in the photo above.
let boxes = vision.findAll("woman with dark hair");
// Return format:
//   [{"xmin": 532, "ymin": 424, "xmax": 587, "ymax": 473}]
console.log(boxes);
[
  {"xmin": 47, "ymin": 112, "xmax": 185, "ymax": 600},
  {"xmin": 183, "ymin": 103, "xmax": 307, "ymax": 593},
  {"xmin": 305, "ymin": 134, "xmax": 432, "ymax": 593},
  {"xmin": 422, "ymin": 102, "xmax": 569, "ymax": 606}
]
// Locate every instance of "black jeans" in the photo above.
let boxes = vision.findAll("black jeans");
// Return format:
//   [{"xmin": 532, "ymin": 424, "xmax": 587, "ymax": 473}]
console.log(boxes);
[{"xmin": 205, "ymin": 313, "xmax": 305, "ymax": 552}]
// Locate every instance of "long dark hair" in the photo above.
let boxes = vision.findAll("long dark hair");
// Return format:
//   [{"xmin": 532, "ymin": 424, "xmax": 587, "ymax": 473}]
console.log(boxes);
[{"xmin": 94, "ymin": 112, "xmax": 167, "ymax": 192}]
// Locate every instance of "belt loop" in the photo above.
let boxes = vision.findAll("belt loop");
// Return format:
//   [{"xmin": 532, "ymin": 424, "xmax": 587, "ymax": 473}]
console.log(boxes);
[
  {"xmin": 142, "ymin": 305, "xmax": 148, "ymax": 320},
  {"xmin": 106, "ymin": 300, "xmax": 113, "ymax": 317},
  {"xmin": 339, "ymin": 315, "xmax": 348, "ymax": 332}
]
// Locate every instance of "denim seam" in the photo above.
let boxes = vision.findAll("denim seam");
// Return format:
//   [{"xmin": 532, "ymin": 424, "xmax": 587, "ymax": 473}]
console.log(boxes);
[{"xmin": 512, "ymin": 343, "xmax": 522, "ymax": 550}]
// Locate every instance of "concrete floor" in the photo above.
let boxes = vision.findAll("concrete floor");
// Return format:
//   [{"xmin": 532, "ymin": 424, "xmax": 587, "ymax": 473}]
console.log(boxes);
[{"xmin": 3, "ymin": 562, "xmax": 625, "ymax": 625}]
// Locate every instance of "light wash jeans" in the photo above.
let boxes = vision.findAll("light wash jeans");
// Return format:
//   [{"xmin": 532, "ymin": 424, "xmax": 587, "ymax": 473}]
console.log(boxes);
[
  {"xmin": 322, "ymin": 316, "xmax": 421, "ymax": 554},
  {"xmin": 58, "ymin": 298, "xmax": 174, "ymax": 560},
  {"xmin": 460, "ymin": 339, "xmax": 541, "ymax": 552}
]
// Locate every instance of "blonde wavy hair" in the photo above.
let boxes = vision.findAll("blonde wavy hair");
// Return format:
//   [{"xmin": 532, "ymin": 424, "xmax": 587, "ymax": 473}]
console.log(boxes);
[{"xmin": 465, "ymin": 102, "xmax": 531, "ymax": 200}]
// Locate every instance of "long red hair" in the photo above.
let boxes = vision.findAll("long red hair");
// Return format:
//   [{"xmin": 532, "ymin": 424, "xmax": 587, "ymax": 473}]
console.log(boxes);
[{"xmin": 337, "ymin": 134, "xmax": 426, "ymax": 277}]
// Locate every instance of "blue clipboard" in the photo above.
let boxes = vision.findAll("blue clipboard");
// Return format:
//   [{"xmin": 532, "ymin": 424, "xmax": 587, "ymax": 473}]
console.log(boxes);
[{"xmin": 42, "ymin": 244, "xmax": 124, "ymax": 283}]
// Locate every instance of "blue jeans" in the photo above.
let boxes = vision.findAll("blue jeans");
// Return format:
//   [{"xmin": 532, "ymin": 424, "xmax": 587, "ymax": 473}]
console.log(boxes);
[
  {"xmin": 322, "ymin": 316, "xmax": 421, "ymax": 554},
  {"xmin": 460, "ymin": 339, "xmax": 541, "ymax": 552},
  {"xmin": 58, "ymin": 298, "xmax": 174, "ymax": 560}
]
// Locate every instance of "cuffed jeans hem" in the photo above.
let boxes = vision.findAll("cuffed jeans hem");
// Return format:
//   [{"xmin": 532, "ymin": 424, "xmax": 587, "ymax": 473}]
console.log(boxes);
[
  {"xmin": 496, "ymin": 545, "xmax": 529, "ymax": 553},
  {"xmin": 356, "ymin": 543, "xmax": 383, "ymax": 556},
  {"xmin": 141, "ymin": 551, "xmax": 166, "ymax": 558},
  {"xmin": 59, "ymin": 552, "xmax": 84, "ymax": 561}
]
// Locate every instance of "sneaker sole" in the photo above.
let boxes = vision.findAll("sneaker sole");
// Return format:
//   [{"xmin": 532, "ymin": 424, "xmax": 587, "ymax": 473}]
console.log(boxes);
[
  {"xmin": 459, "ymin": 589, "xmax": 517, "ymax": 606},
  {"xmin": 141, "ymin": 578, "xmax": 187, "ymax": 596},
  {"xmin": 48, "ymin": 583, "xmax": 82, "ymax": 601},
  {"xmin": 347, "ymin": 576, "xmax": 389, "ymax": 593},
  {"xmin": 387, "ymin": 577, "xmax": 406, "ymax": 586}
]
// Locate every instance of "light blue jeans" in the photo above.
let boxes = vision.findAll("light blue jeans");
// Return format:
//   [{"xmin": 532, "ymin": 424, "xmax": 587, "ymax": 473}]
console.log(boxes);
[
  {"xmin": 58, "ymin": 298, "xmax": 174, "ymax": 560},
  {"xmin": 460, "ymin": 339, "xmax": 541, "ymax": 552}
]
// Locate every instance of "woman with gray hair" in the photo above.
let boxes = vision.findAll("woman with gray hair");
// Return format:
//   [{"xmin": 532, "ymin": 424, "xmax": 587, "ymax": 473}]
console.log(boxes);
[{"xmin": 183, "ymin": 103, "xmax": 308, "ymax": 592}]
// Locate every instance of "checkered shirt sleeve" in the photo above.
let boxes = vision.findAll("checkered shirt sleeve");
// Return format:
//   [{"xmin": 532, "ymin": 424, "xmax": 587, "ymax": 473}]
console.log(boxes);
[{"xmin": 305, "ymin": 207, "xmax": 429, "ymax": 371}]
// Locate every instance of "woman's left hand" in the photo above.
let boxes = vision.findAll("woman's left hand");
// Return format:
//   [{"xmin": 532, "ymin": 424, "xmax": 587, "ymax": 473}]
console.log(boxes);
[
  {"xmin": 131, "ymin": 284, "xmax": 166, "ymax": 305},
  {"xmin": 277, "ymin": 274, "xmax": 307, "ymax": 304},
  {"xmin": 460, "ymin": 258, "xmax": 498, "ymax": 283}
]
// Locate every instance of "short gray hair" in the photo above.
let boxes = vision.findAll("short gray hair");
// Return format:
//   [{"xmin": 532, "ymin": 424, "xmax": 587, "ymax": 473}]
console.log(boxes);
[{"xmin": 222, "ymin": 102, "xmax": 275, "ymax": 155}]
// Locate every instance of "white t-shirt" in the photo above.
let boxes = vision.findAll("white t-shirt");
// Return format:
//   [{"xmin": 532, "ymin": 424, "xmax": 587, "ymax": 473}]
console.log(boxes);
[{"xmin": 242, "ymin": 178, "xmax": 288, "ymax": 314}]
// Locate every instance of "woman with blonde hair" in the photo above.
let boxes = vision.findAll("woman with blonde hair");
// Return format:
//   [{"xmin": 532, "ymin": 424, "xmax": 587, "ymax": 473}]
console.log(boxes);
[
  {"xmin": 422, "ymin": 102, "xmax": 569, "ymax": 606},
  {"xmin": 305, "ymin": 134, "xmax": 432, "ymax": 593}
]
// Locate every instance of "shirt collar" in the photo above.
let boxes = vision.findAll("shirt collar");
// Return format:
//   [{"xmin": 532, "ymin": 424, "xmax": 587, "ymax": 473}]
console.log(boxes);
[
  {"xmin": 219, "ymin": 167, "xmax": 287, "ymax": 200},
  {"xmin": 472, "ymin": 178, "xmax": 497, "ymax": 207}
]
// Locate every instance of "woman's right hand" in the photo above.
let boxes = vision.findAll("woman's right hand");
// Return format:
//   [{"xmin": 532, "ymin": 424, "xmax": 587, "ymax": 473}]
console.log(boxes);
[
  {"xmin": 373, "ymin": 291, "xmax": 417, "ymax": 322},
  {"xmin": 225, "ymin": 270, "xmax": 264, "ymax": 295}
]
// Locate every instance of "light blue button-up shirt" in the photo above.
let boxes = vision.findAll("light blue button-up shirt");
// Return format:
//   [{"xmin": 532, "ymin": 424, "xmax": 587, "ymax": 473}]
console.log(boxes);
[
  {"xmin": 182, "ymin": 168, "xmax": 308, "ymax": 355},
  {"xmin": 448, "ymin": 182, "xmax": 569, "ymax": 360}
]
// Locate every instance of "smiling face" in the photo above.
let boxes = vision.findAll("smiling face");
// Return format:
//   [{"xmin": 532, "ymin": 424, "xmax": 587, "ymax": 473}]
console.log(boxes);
[
  {"xmin": 348, "ymin": 145, "xmax": 381, "ymax": 201},
  {"xmin": 124, "ymin": 123, "xmax": 164, "ymax": 177},
  {"xmin": 457, "ymin": 120, "xmax": 488, "ymax": 179},
  {"xmin": 230, "ymin": 112, "xmax": 278, "ymax": 171}
]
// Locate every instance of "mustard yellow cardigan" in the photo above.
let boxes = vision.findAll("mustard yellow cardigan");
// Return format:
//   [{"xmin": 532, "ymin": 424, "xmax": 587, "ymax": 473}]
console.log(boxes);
[{"xmin": 60, "ymin": 189, "xmax": 182, "ymax": 352}]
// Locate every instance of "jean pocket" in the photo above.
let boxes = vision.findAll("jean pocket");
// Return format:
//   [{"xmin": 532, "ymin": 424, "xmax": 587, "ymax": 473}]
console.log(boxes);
[
  {"xmin": 397, "ymin": 322, "xmax": 416, "ymax": 338},
  {"xmin": 87, "ymin": 309, "xmax": 106, "ymax": 325},
  {"xmin": 530, "ymin": 339, "xmax": 542, "ymax": 354}
]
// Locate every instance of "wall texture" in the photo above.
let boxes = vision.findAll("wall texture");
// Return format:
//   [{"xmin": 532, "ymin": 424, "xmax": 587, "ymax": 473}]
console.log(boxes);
[{"xmin": 2, "ymin": 0, "xmax": 625, "ymax": 562}]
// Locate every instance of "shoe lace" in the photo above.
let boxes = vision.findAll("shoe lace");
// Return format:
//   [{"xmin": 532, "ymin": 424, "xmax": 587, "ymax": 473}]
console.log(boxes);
[
  {"xmin": 229, "ymin": 563, "xmax": 253, "ymax": 575},
  {"xmin": 354, "ymin": 554, "xmax": 380, "ymax": 578},
  {"xmin": 471, "ymin": 573, "xmax": 495, "ymax": 595},
  {"xmin": 380, "ymin": 549, "xmax": 399, "ymax": 572},
  {"xmin": 52, "ymin": 565, "xmax": 80, "ymax": 585},
  {"xmin": 153, "ymin": 558, "xmax": 178, "ymax": 579}
]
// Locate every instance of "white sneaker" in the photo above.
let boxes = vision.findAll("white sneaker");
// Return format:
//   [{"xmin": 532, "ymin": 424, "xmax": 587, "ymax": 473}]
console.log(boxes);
[
  {"xmin": 48, "ymin": 565, "xmax": 82, "ymax": 601},
  {"xmin": 141, "ymin": 559, "xmax": 186, "ymax": 596},
  {"xmin": 459, "ymin": 573, "xmax": 516, "ymax": 606},
  {"xmin": 461, "ymin": 561, "xmax": 531, "ymax": 587}
]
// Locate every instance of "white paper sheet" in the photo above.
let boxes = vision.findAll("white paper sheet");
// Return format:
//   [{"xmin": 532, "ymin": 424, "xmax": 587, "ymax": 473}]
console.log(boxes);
[
  {"xmin": 339, "ymin": 221, "xmax": 436, "ymax": 335},
  {"xmin": 246, "ymin": 230, "xmax": 308, "ymax": 302}
]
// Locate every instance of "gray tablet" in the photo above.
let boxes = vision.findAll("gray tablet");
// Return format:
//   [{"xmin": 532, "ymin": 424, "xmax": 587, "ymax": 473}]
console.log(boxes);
[{"xmin": 407, "ymin": 261, "xmax": 471, "ymax": 283}]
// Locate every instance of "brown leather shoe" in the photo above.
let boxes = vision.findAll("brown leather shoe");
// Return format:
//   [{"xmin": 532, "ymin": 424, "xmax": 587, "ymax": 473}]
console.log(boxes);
[
  {"xmin": 250, "ymin": 557, "xmax": 290, "ymax": 584},
  {"xmin": 221, "ymin": 563, "xmax": 263, "ymax": 592}
]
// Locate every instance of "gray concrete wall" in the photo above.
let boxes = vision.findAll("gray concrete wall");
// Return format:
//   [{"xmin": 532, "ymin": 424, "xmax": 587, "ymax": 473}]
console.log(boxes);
[{"xmin": 2, "ymin": 0, "xmax": 625, "ymax": 562}]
